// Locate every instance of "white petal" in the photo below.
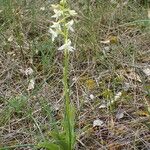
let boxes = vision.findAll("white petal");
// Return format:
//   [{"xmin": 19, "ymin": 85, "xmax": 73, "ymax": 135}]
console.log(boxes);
[
  {"xmin": 51, "ymin": 4, "xmax": 59, "ymax": 9},
  {"xmin": 51, "ymin": 22, "xmax": 61, "ymax": 31},
  {"xmin": 49, "ymin": 28, "xmax": 58, "ymax": 41},
  {"xmin": 58, "ymin": 43, "xmax": 67, "ymax": 51},
  {"xmin": 68, "ymin": 47, "xmax": 74, "ymax": 52},
  {"xmin": 58, "ymin": 40, "xmax": 75, "ymax": 52},
  {"xmin": 66, "ymin": 40, "xmax": 72, "ymax": 47},
  {"xmin": 51, "ymin": 9, "xmax": 63, "ymax": 19},
  {"xmin": 69, "ymin": 10, "xmax": 77, "ymax": 16},
  {"xmin": 58, "ymin": 40, "xmax": 70, "ymax": 50},
  {"xmin": 66, "ymin": 20, "xmax": 74, "ymax": 32},
  {"xmin": 67, "ymin": 20, "xmax": 74, "ymax": 26}
]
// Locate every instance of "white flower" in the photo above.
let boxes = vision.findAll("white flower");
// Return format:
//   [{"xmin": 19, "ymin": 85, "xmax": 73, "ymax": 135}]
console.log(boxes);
[
  {"xmin": 69, "ymin": 10, "xmax": 77, "ymax": 16},
  {"xmin": 49, "ymin": 28, "xmax": 58, "ymax": 42},
  {"xmin": 58, "ymin": 39, "xmax": 75, "ymax": 52},
  {"xmin": 66, "ymin": 20, "xmax": 74, "ymax": 32},
  {"xmin": 51, "ymin": 9, "xmax": 63, "ymax": 20},
  {"xmin": 51, "ymin": 22, "xmax": 61, "ymax": 31}
]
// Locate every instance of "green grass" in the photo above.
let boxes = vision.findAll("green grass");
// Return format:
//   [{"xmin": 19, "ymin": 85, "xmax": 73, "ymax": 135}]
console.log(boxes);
[{"xmin": 0, "ymin": 0, "xmax": 150, "ymax": 149}]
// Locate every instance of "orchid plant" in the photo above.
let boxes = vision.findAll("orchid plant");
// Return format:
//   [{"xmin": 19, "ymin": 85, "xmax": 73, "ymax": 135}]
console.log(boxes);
[{"xmin": 38, "ymin": 0, "xmax": 77, "ymax": 150}]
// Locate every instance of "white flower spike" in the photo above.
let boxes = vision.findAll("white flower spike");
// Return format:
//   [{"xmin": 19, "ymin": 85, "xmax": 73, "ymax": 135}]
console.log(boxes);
[
  {"xmin": 66, "ymin": 20, "xmax": 74, "ymax": 32},
  {"xmin": 58, "ymin": 39, "xmax": 75, "ymax": 52}
]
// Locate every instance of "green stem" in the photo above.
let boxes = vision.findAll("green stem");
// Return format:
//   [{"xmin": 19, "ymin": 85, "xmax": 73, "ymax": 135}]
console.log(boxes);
[
  {"xmin": 63, "ymin": 30, "xmax": 73, "ymax": 150},
  {"xmin": 62, "ymin": 0, "xmax": 74, "ymax": 150},
  {"xmin": 62, "ymin": 1, "xmax": 73, "ymax": 149}
]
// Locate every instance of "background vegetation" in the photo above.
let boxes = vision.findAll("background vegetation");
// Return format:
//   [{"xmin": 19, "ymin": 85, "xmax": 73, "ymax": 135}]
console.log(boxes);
[{"xmin": 0, "ymin": 0, "xmax": 150, "ymax": 149}]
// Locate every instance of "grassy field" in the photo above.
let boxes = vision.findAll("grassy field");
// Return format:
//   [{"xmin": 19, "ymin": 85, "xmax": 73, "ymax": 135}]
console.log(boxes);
[{"xmin": 0, "ymin": 0, "xmax": 150, "ymax": 149}]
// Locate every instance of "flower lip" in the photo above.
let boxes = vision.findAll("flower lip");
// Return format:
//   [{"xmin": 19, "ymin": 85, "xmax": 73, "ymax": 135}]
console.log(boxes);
[
  {"xmin": 49, "ymin": 28, "xmax": 58, "ymax": 42},
  {"xmin": 51, "ymin": 22, "xmax": 61, "ymax": 31},
  {"xmin": 69, "ymin": 10, "xmax": 77, "ymax": 16},
  {"xmin": 66, "ymin": 20, "xmax": 74, "ymax": 32},
  {"xmin": 58, "ymin": 39, "xmax": 75, "ymax": 52},
  {"xmin": 51, "ymin": 9, "xmax": 63, "ymax": 20}
]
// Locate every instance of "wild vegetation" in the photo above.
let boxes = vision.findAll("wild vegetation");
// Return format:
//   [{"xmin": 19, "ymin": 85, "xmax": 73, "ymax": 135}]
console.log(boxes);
[{"xmin": 0, "ymin": 0, "xmax": 150, "ymax": 149}]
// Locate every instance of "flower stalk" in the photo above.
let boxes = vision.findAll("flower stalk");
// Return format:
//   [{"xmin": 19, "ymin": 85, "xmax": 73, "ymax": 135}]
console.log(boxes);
[{"xmin": 49, "ymin": 0, "xmax": 77, "ymax": 149}]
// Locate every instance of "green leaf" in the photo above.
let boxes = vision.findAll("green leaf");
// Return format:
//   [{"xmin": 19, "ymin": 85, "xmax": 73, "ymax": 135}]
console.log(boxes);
[
  {"xmin": 63, "ymin": 104, "xmax": 76, "ymax": 149},
  {"xmin": 49, "ymin": 131, "xmax": 69, "ymax": 150},
  {"xmin": 37, "ymin": 142, "xmax": 60, "ymax": 150}
]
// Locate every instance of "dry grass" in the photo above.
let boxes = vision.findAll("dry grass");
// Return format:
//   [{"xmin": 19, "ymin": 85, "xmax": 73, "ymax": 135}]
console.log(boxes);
[{"xmin": 0, "ymin": 0, "xmax": 150, "ymax": 149}]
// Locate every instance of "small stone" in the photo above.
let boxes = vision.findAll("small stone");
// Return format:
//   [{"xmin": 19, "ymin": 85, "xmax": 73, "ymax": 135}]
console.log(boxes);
[
  {"xmin": 93, "ymin": 119, "xmax": 104, "ymax": 127},
  {"xmin": 89, "ymin": 94, "xmax": 95, "ymax": 100}
]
